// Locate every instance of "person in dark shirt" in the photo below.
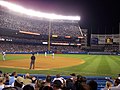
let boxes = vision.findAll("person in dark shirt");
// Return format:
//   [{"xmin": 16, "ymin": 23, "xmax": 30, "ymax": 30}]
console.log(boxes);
[{"xmin": 30, "ymin": 54, "xmax": 36, "ymax": 69}]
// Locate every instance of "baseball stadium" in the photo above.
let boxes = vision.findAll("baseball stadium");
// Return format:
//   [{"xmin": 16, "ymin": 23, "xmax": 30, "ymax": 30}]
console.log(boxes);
[{"xmin": 0, "ymin": 1, "xmax": 120, "ymax": 90}]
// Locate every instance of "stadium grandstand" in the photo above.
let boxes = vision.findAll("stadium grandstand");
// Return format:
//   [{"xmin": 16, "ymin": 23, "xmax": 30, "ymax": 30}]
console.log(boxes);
[{"xmin": 0, "ymin": 0, "xmax": 87, "ymax": 53}]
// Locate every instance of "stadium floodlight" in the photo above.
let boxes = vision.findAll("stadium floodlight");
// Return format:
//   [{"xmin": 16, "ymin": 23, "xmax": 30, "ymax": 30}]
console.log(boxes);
[{"xmin": 0, "ymin": 1, "xmax": 80, "ymax": 20}]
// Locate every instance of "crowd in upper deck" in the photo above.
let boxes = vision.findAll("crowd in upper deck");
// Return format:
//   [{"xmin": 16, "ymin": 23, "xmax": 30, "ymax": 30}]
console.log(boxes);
[{"xmin": 0, "ymin": 8, "xmax": 81, "ymax": 37}]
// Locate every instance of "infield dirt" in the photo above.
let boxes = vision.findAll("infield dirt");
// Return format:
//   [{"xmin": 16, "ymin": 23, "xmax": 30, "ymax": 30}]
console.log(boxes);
[{"xmin": 0, "ymin": 55, "xmax": 85, "ymax": 70}]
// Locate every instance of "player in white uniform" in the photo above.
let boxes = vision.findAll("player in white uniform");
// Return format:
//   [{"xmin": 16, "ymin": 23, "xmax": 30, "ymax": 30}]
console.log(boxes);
[
  {"xmin": 2, "ymin": 51, "xmax": 6, "ymax": 61},
  {"xmin": 52, "ymin": 52, "xmax": 54, "ymax": 59},
  {"xmin": 45, "ymin": 52, "xmax": 47, "ymax": 57}
]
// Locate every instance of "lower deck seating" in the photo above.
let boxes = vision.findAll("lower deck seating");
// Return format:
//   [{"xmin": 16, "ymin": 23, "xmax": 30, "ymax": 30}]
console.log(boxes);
[{"xmin": 18, "ymin": 74, "xmax": 113, "ymax": 90}]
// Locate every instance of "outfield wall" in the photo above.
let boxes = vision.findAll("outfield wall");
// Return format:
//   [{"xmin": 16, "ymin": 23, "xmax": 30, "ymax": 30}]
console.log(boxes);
[{"xmin": 5, "ymin": 51, "xmax": 120, "ymax": 55}]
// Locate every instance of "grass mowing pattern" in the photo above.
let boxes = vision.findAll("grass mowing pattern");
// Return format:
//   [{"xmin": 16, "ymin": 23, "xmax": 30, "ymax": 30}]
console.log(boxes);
[{"xmin": 0, "ymin": 54, "xmax": 120, "ymax": 77}]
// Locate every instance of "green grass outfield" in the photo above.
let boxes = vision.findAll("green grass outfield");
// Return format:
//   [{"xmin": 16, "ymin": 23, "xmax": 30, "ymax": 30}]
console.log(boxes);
[{"xmin": 0, "ymin": 54, "xmax": 120, "ymax": 77}]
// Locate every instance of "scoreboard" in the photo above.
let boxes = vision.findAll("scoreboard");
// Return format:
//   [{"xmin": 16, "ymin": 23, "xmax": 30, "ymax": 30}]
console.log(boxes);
[{"xmin": 91, "ymin": 34, "xmax": 119, "ymax": 45}]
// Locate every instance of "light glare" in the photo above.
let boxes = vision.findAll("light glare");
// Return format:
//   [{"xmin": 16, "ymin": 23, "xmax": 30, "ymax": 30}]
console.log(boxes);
[{"xmin": 0, "ymin": 1, "xmax": 80, "ymax": 20}]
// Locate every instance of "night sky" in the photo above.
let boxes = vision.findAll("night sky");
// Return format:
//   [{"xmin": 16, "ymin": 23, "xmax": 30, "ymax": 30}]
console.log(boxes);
[{"xmin": 8, "ymin": 0, "xmax": 120, "ymax": 34}]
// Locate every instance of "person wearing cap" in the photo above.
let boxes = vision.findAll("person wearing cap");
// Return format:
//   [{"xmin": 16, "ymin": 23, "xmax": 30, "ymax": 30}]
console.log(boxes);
[
  {"xmin": 13, "ymin": 76, "xmax": 24, "ymax": 88},
  {"xmin": 30, "ymin": 53, "xmax": 36, "ymax": 69}
]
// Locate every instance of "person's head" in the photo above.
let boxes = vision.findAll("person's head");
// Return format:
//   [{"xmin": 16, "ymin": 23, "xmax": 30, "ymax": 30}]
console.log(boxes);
[
  {"xmin": 2, "ymin": 87, "xmax": 22, "ymax": 90},
  {"xmin": 66, "ymin": 78, "xmax": 74, "ymax": 89},
  {"xmin": 114, "ymin": 78, "xmax": 120, "ymax": 86},
  {"xmin": 56, "ymin": 74, "xmax": 60, "ymax": 78},
  {"xmin": 80, "ymin": 77, "xmax": 87, "ymax": 83},
  {"xmin": 35, "ymin": 79, "xmax": 43, "ymax": 89},
  {"xmin": 0, "ymin": 70, "xmax": 3, "ymax": 77},
  {"xmin": 32, "ymin": 76, "xmax": 37, "ymax": 83},
  {"xmin": 106, "ymin": 81, "xmax": 112, "ymax": 88},
  {"xmin": 0, "ymin": 77, "xmax": 5, "ymax": 84},
  {"xmin": 118, "ymin": 74, "xmax": 120, "ymax": 79},
  {"xmin": 46, "ymin": 75, "xmax": 52, "ymax": 83},
  {"xmin": 70, "ymin": 73, "xmax": 76, "ymax": 77},
  {"xmin": 23, "ymin": 84, "xmax": 34, "ymax": 90},
  {"xmin": 14, "ymin": 76, "xmax": 24, "ymax": 88},
  {"xmin": 87, "ymin": 80, "xmax": 98, "ymax": 90},
  {"xmin": 53, "ymin": 80, "xmax": 62, "ymax": 89},
  {"xmin": 42, "ymin": 86, "xmax": 53, "ymax": 90},
  {"xmin": 24, "ymin": 73, "xmax": 30, "ymax": 79},
  {"xmin": 77, "ymin": 74, "xmax": 82, "ymax": 81},
  {"xmin": 11, "ymin": 71, "xmax": 17, "ymax": 77},
  {"xmin": 32, "ymin": 53, "xmax": 34, "ymax": 56},
  {"xmin": 77, "ymin": 75, "xmax": 86, "ymax": 83}
]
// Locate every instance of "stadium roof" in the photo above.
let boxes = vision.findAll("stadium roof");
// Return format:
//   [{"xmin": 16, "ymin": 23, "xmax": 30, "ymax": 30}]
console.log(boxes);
[{"xmin": 0, "ymin": 1, "xmax": 80, "ymax": 21}]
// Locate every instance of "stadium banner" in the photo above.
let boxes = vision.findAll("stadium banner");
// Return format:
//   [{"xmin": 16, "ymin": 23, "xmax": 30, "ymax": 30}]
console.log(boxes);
[
  {"xmin": 62, "ymin": 51, "xmax": 87, "ymax": 54},
  {"xmin": 69, "ymin": 43, "xmax": 75, "ymax": 45},
  {"xmin": 19, "ymin": 30, "xmax": 40, "ymax": 35},
  {"xmin": 91, "ymin": 38, "xmax": 98, "ymax": 45},
  {"xmin": 65, "ymin": 36, "xmax": 71, "ymax": 38},
  {"xmin": 78, "ymin": 36, "xmax": 84, "ymax": 38},
  {"xmin": 51, "ymin": 42, "xmax": 69, "ymax": 45},
  {"xmin": 88, "ymin": 52, "xmax": 117, "ymax": 55},
  {"xmin": 5, "ymin": 52, "xmax": 120, "ymax": 55},
  {"xmin": 42, "ymin": 42, "xmax": 48, "ymax": 44},
  {"xmin": 5, "ymin": 51, "xmax": 45, "ymax": 54},
  {"xmin": 98, "ymin": 38, "xmax": 105, "ymax": 44},
  {"xmin": 52, "ymin": 35, "xmax": 58, "ymax": 38}
]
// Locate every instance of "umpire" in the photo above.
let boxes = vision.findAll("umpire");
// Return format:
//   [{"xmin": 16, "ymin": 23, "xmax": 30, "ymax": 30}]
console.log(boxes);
[{"xmin": 30, "ymin": 53, "xmax": 36, "ymax": 69}]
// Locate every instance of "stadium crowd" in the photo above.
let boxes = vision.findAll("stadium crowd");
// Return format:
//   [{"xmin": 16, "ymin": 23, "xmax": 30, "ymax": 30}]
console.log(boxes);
[
  {"xmin": 89, "ymin": 45, "xmax": 119, "ymax": 52},
  {"xmin": 104, "ymin": 45, "xmax": 119, "ymax": 52},
  {"xmin": 0, "ymin": 42, "xmax": 82, "ymax": 53},
  {"xmin": 0, "ymin": 8, "xmax": 80, "ymax": 37},
  {"xmin": 0, "ymin": 33, "xmax": 83, "ymax": 53},
  {"xmin": 0, "ymin": 70, "xmax": 120, "ymax": 90},
  {"xmin": 0, "ymin": 36, "xmax": 77, "ymax": 44}
]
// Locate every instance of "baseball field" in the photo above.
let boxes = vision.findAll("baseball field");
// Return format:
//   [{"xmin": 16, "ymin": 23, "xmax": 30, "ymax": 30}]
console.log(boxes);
[{"xmin": 0, "ymin": 54, "xmax": 120, "ymax": 77}]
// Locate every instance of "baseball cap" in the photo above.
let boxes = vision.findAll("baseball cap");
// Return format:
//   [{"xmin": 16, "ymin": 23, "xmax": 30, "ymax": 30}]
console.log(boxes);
[
  {"xmin": 70, "ymin": 73, "xmax": 76, "ymax": 76},
  {"xmin": 16, "ymin": 76, "xmax": 24, "ymax": 84}
]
